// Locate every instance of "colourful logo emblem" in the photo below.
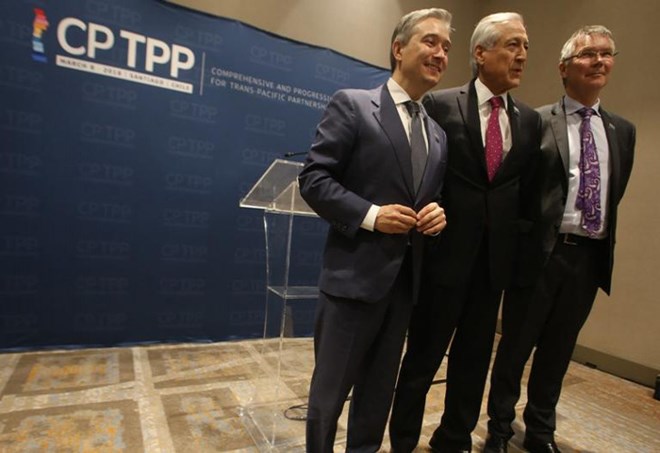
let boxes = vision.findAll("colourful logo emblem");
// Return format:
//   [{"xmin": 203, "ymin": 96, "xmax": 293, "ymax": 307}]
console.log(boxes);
[{"xmin": 32, "ymin": 8, "xmax": 49, "ymax": 63}]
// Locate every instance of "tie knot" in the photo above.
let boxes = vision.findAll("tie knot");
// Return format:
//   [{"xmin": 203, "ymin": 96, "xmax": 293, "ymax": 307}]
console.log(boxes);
[
  {"xmin": 578, "ymin": 107, "xmax": 594, "ymax": 119},
  {"xmin": 405, "ymin": 101, "xmax": 421, "ymax": 116},
  {"xmin": 489, "ymin": 96, "xmax": 503, "ymax": 110}
]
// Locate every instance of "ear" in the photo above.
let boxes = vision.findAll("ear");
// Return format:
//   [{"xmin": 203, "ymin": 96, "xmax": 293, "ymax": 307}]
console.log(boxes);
[
  {"xmin": 392, "ymin": 40, "xmax": 403, "ymax": 65},
  {"xmin": 558, "ymin": 60, "xmax": 568, "ymax": 79},
  {"xmin": 474, "ymin": 45, "xmax": 485, "ymax": 66}
]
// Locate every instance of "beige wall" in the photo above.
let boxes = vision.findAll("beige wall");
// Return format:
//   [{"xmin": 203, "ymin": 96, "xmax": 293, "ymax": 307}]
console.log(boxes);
[
  {"xmin": 167, "ymin": 0, "xmax": 478, "ymax": 82},
  {"xmin": 489, "ymin": 0, "xmax": 660, "ymax": 378},
  {"xmin": 168, "ymin": 0, "xmax": 660, "ymax": 379}
]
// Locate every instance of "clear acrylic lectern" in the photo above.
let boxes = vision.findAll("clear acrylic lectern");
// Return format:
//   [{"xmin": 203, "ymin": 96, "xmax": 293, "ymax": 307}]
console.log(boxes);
[{"xmin": 239, "ymin": 158, "xmax": 326, "ymax": 451}]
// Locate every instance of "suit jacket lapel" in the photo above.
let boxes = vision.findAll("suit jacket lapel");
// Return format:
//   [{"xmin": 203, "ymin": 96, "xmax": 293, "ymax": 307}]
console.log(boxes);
[
  {"xmin": 601, "ymin": 108, "xmax": 621, "ymax": 206},
  {"xmin": 416, "ymin": 115, "xmax": 442, "ymax": 201},
  {"xmin": 551, "ymin": 100, "xmax": 570, "ymax": 179},
  {"xmin": 461, "ymin": 81, "xmax": 486, "ymax": 174},
  {"xmin": 507, "ymin": 94, "xmax": 520, "ymax": 150},
  {"xmin": 374, "ymin": 84, "xmax": 416, "ymax": 197}
]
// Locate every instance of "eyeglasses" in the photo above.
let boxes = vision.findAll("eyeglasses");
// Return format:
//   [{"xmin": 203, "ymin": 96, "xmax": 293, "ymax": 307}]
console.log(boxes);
[{"xmin": 564, "ymin": 49, "xmax": 618, "ymax": 62}]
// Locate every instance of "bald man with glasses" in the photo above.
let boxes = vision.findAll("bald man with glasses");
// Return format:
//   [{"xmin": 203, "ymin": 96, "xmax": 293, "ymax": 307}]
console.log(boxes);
[{"xmin": 484, "ymin": 25, "xmax": 636, "ymax": 453}]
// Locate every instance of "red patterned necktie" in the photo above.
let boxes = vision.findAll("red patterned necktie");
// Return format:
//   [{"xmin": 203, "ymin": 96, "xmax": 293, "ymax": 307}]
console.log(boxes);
[
  {"xmin": 575, "ymin": 107, "xmax": 601, "ymax": 236},
  {"xmin": 485, "ymin": 96, "xmax": 504, "ymax": 181}
]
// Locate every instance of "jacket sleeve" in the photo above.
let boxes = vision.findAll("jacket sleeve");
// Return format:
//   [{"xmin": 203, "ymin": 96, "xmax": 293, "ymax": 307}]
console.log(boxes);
[{"xmin": 298, "ymin": 90, "xmax": 373, "ymax": 238}]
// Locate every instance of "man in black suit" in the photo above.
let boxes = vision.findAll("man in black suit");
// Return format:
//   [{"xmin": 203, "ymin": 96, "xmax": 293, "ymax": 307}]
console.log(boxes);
[
  {"xmin": 485, "ymin": 25, "xmax": 635, "ymax": 453},
  {"xmin": 298, "ymin": 9, "xmax": 452, "ymax": 452},
  {"xmin": 389, "ymin": 12, "xmax": 541, "ymax": 453}
]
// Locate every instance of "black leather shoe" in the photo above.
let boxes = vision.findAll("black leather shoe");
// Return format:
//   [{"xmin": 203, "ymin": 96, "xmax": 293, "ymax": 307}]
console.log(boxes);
[
  {"xmin": 522, "ymin": 437, "xmax": 562, "ymax": 453},
  {"xmin": 483, "ymin": 434, "xmax": 508, "ymax": 453},
  {"xmin": 429, "ymin": 447, "xmax": 469, "ymax": 453},
  {"xmin": 428, "ymin": 440, "xmax": 469, "ymax": 453},
  {"xmin": 428, "ymin": 432, "xmax": 470, "ymax": 453}
]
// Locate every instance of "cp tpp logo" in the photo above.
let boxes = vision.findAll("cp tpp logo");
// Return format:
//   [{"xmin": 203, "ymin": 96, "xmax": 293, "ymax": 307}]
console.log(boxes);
[{"xmin": 57, "ymin": 17, "xmax": 195, "ymax": 78}]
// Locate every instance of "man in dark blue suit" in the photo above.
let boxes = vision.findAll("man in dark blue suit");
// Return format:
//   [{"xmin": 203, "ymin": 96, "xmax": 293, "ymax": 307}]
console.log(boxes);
[
  {"xmin": 298, "ymin": 8, "xmax": 452, "ymax": 453},
  {"xmin": 485, "ymin": 25, "xmax": 636, "ymax": 453},
  {"xmin": 390, "ymin": 12, "xmax": 541, "ymax": 453}
]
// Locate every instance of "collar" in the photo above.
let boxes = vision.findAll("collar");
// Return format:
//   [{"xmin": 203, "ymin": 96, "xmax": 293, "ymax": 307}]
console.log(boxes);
[
  {"xmin": 387, "ymin": 78, "xmax": 423, "ymax": 110},
  {"xmin": 563, "ymin": 95, "xmax": 601, "ymax": 117},
  {"xmin": 475, "ymin": 77, "xmax": 509, "ymax": 110}
]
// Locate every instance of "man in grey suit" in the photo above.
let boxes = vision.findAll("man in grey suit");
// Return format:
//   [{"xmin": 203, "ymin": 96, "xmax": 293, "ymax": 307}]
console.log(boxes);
[
  {"xmin": 485, "ymin": 25, "xmax": 636, "ymax": 453},
  {"xmin": 298, "ymin": 8, "xmax": 452, "ymax": 452},
  {"xmin": 390, "ymin": 12, "xmax": 541, "ymax": 453}
]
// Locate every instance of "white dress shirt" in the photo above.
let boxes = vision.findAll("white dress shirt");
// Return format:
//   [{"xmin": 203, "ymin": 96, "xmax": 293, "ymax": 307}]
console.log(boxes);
[
  {"xmin": 560, "ymin": 95, "xmax": 610, "ymax": 239},
  {"xmin": 360, "ymin": 78, "xmax": 429, "ymax": 231},
  {"xmin": 475, "ymin": 77, "xmax": 512, "ymax": 159}
]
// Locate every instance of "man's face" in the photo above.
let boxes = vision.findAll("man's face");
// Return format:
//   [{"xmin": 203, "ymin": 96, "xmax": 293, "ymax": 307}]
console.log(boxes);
[
  {"xmin": 560, "ymin": 34, "xmax": 614, "ymax": 96},
  {"xmin": 475, "ymin": 20, "xmax": 528, "ymax": 94},
  {"xmin": 393, "ymin": 17, "xmax": 451, "ymax": 98}
]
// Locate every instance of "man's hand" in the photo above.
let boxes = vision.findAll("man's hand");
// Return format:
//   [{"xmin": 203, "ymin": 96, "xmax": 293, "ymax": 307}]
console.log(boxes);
[
  {"xmin": 416, "ymin": 202, "xmax": 447, "ymax": 235},
  {"xmin": 375, "ymin": 204, "xmax": 418, "ymax": 234}
]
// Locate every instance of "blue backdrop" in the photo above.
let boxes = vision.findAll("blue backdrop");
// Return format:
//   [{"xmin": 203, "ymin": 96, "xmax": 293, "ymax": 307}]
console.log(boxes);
[{"xmin": 0, "ymin": 0, "xmax": 389, "ymax": 349}]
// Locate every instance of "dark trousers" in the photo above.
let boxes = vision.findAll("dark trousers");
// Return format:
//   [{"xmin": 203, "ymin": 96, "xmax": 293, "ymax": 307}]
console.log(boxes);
[
  {"xmin": 487, "ymin": 237, "xmax": 602, "ymax": 442},
  {"xmin": 390, "ymin": 242, "xmax": 502, "ymax": 452},
  {"xmin": 306, "ymin": 252, "xmax": 413, "ymax": 453}
]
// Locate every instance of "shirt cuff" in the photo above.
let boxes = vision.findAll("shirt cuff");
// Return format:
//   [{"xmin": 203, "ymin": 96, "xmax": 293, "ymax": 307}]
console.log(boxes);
[{"xmin": 360, "ymin": 204, "xmax": 380, "ymax": 232}]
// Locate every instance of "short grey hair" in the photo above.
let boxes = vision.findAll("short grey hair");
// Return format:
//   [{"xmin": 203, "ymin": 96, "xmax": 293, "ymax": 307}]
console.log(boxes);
[
  {"xmin": 559, "ymin": 25, "xmax": 615, "ymax": 62},
  {"xmin": 390, "ymin": 8, "xmax": 453, "ymax": 71},
  {"xmin": 469, "ymin": 12, "xmax": 524, "ymax": 76}
]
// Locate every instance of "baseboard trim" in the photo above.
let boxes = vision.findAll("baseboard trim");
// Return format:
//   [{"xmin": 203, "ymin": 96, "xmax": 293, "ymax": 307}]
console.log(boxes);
[
  {"xmin": 495, "ymin": 320, "xmax": 658, "ymax": 389},
  {"xmin": 570, "ymin": 344, "xmax": 658, "ymax": 389}
]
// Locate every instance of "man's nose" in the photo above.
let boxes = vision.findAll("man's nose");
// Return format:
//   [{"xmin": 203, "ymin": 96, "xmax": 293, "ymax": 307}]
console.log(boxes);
[{"xmin": 433, "ymin": 47, "xmax": 447, "ymax": 58}]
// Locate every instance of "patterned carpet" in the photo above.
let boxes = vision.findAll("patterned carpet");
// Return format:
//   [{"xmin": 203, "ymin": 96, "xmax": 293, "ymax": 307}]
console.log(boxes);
[{"xmin": 0, "ymin": 338, "xmax": 657, "ymax": 452}]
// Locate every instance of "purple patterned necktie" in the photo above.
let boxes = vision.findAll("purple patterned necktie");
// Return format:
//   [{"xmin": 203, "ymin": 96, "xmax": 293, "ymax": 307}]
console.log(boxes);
[
  {"xmin": 485, "ymin": 96, "xmax": 504, "ymax": 181},
  {"xmin": 575, "ymin": 107, "xmax": 601, "ymax": 236}
]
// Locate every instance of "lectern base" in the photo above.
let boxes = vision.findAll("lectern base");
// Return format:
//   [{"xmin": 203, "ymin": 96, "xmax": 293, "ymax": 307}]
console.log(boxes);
[
  {"xmin": 240, "ymin": 401, "xmax": 348, "ymax": 451},
  {"xmin": 240, "ymin": 402, "xmax": 306, "ymax": 451},
  {"xmin": 238, "ymin": 337, "xmax": 348, "ymax": 450}
]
